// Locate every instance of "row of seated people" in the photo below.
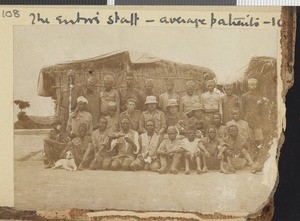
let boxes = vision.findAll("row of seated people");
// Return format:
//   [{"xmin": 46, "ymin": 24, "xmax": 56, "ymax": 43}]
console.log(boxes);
[{"xmin": 44, "ymin": 97, "xmax": 261, "ymax": 174}]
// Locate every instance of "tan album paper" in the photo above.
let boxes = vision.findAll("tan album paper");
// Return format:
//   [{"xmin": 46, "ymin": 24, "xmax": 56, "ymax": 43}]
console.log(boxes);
[{"xmin": 0, "ymin": 6, "xmax": 296, "ymax": 220}]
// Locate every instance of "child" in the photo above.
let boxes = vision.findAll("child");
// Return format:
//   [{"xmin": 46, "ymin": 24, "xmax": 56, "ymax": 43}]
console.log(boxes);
[
  {"xmin": 179, "ymin": 128, "xmax": 202, "ymax": 175},
  {"xmin": 156, "ymin": 126, "xmax": 183, "ymax": 174}
]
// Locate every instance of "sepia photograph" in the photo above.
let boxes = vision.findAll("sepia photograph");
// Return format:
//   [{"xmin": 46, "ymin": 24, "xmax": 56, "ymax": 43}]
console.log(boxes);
[{"xmin": 13, "ymin": 17, "xmax": 281, "ymax": 215}]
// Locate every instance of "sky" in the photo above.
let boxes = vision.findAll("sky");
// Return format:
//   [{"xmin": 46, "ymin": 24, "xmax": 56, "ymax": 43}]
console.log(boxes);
[{"xmin": 13, "ymin": 25, "xmax": 278, "ymax": 117}]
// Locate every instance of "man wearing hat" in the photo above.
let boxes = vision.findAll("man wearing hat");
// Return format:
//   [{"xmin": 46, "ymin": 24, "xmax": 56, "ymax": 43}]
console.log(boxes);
[
  {"xmin": 84, "ymin": 76, "xmax": 101, "ymax": 130},
  {"xmin": 66, "ymin": 96, "xmax": 93, "ymax": 138},
  {"xmin": 188, "ymin": 103, "xmax": 209, "ymax": 138},
  {"xmin": 139, "ymin": 95, "xmax": 167, "ymax": 136},
  {"xmin": 120, "ymin": 97, "xmax": 141, "ymax": 131},
  {"xmin": 119, "ymin": 73, "xmax": 142, "ymax": 112},
  {"xmin": 43, "ymin": 118, "xmax": 69, "ymax": 169},
  {"xmin": 180, "ymin": 81, "xmax": 201, "ymax": 115},
  {"xmin": 104, "ymin": 101, "xmax": 120, "ymax": 135},
  {"xmin": 165, "ymin": 99, "xmax": 188, "ymax": 136},
  {"xmin": 201, "ymin": 79, "xmax": 223, "ymax": 124},
  {"xmin": 140, "ymin": 79, "xmax": 159, "ymax": 111},
  {"xmin": 100, "ymin": 74, "xmax": 120, "ymax": 117},
  {"xmin": 159, "ymin": 79, "xmax": 180, "ymax": 112},
  {"xmin": 58, "ymin": 69, "xmax": 84, "ymax": 131}
]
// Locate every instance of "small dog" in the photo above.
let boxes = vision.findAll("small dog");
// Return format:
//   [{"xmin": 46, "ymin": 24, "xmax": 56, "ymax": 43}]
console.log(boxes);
[{"xmin": 51, "ymin": 151, "xmax": 77, "ymax": 171}]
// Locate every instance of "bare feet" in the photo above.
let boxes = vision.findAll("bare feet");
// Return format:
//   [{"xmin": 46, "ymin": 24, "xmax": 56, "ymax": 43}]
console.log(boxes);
[
  {"xmin": 170, "ymin": 169, "xmax": 178, "ymax": 174},
  {"xmin": 158, "ymin": 168, "xmax": 167, "ymax": 174},
  {"xmin": 196, "ymin": 169, "xmax": 202, "ymax": 174},
  {"xmin": 202, "ymin": 166, "xmax": 209, "ymax": 173}
]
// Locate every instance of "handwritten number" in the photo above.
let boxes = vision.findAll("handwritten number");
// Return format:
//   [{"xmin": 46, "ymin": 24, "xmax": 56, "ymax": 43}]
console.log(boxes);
[
  {"xmin": 2, "ymin": 9, "xmax": 20, "ymax": 18},
  {"xmin": 13, "ymin": 10, "xmax": 20, "ymax": 18}
]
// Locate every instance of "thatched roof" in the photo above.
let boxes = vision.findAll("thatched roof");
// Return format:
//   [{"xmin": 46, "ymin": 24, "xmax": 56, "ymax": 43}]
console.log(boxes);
[{"xmin": 37, "ymin": 51, "xmax": 215, "ymax": 98}]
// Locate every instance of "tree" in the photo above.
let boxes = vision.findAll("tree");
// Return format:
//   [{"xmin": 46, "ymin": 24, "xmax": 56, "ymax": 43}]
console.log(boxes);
[{"xmin": 14, "ymin": 100, "xmax": 30, "ymax": 111}]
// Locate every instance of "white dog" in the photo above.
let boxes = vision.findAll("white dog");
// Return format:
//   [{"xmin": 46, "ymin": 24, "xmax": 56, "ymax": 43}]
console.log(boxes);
[{"xmin": 51, "ymin": 151, "xmax": 77, "ymax": 171}]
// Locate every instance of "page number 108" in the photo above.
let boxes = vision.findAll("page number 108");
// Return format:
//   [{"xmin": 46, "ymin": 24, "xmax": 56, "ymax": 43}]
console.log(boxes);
[{"xmin": 2, "ymin": 10, "xmax": 20, "ymax": 18}]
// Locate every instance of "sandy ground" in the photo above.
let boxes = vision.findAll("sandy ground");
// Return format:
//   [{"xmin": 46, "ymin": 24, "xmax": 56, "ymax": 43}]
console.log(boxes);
[{"xmin": 14, "ymin": 133, "xmax": 274, "ymax": 213}]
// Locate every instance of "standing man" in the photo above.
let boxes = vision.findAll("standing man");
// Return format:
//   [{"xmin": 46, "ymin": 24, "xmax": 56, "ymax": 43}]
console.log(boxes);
[
  {"xmin": 84, "ymin": 76, "xmax": 101, "ymax": 130},
  {"xmin": 221, "ymin": 84, "xmax": 241, "ymax": 124},
  {"xmin": 66, "ymin": 96, "xmax": 93, "ymax": 138},
  {"xmin": 100, "ymin": 74, "xmax": 120, "ymax": 117},
  {"xmin": 241, "ymin": 78, "xmax": 267, "ymax": 144},
  {"xmin": 201, "ymin": 80, "xmax": 222, "ymax": 124},
  {"xmin": 120, "ymin": 98, "xmax": 141, "ymax": 131},
  {"xmin": 119, "ymin": 73, "xmax": 142, "ymax": 112},
  {"xmin": 159, "ymin": 79, "xmax": 180, "ymax": 112},
  {"xmin": 140, "ymin": 79, "xmax": 159, "ymax": 111},
  {"xmin": 180, "ymin": 81, "xmax": 201, "ymax": 115},
  {"xmin": 58, "ymin": 70, "xmax": 83, "ymax": 130},
  {"xmin": 139, "ymin": 96, "xmax": 167, "ymax": 136}
]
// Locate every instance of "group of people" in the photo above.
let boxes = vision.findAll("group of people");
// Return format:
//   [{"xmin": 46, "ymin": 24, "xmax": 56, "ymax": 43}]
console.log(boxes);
[{"xmin": 43, "ymin": 70, "xmax": 270, "ymax": 174}]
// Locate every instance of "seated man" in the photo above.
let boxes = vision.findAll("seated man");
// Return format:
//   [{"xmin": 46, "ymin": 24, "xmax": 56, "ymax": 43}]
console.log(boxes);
[
  {"xmin": 198, "ymin": 126, "xmax": 227, "ymax": 172},
  {"xmin": 226, "ymin": 108, "xmax": 251, "ymax": 141},
  {"xmin": 89, "ymin": 118, "xmax": 116, "ymax": 170},
  {"xmin": 188, "ymin": 103, "xmax": 209, "ymax": 138},
  {"xmin": 107, "ymin": 115, "xmax": 139, "ymax": 171},
  {"xmin": 224, "ymin": 125, "xmax": 257, "ymax": 173},
  {"xmin": 120, "ymin": 98, "xmax": 141, "ymax": 131},
  {"xmin": 179, "ymin": 128, "xmax": 202, "ymax": 175},
  {"xmin": 66, "ymin": 123, "xmax": 94, "ymax": 170},
  {"xmin": 165, "ymin": 99, "xmax": 189, "ymax": 137},
  {"xmin": 212, "ymin": 112, "xmax": 228, "ymax": 139},
  {"xmin": 130, "ymin": 119, "xmax": 160, "ymax": 172},
  {"xmin": 156, "ymin": 126, "xmax": 183, "ymax": 174},
  {"xmin": 139, "ymin": 96, "xmax": 167, "ymax": 136},
  {"xmin": 43, "ymin": 119, "xmax": 69, "ymax": 169},
  {"xmin": 66, "ymin": 96, "xmax": 93, "ymax": 138},
  {"xmin": 105, "ymin": 101, "xmax": 120, "ymax": 134}
]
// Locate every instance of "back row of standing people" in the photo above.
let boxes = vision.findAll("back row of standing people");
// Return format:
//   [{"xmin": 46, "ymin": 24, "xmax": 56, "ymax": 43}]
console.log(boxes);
[{"xmin": 58, "ymin": 71, "xmax": 267, "ymax": 146}]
